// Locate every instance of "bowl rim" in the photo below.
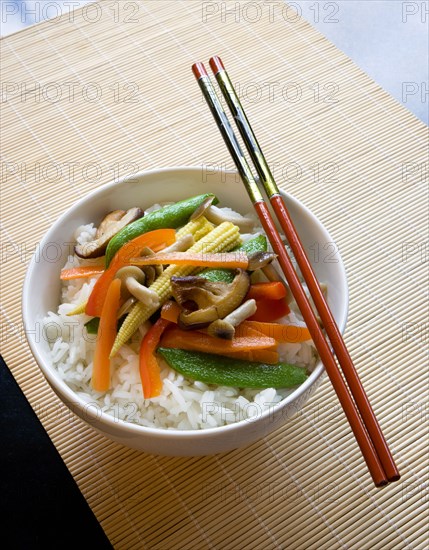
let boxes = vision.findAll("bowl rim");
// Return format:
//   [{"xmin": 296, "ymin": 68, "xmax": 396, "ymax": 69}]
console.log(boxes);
[{"xmin": 22, "ymin": 165, "xmax": 349, "ymax": 438}]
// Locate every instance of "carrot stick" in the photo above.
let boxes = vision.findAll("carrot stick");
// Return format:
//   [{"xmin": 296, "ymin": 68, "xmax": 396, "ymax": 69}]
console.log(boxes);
[
  {"xmin": 161, "ymin": 327, "xmax": 277, "ymax": 353},
  {"xmin": 91, "ymin": 278, "xmax": 121, "ymax": 392},
  {"xmin": 60, "ymin": 265, "xmax": 105, "ymax": 280},
  {"xmin": 86, "ymin": 228, "xmax": 175, "ymax": 317},
  {"xmin": 130, "ymin": 251, "xmax": 248, "ymax": 269},
  {"xmin": 239, "ymin": 320, "xmax": 312, "ymax": 343},
  {"xmin": 139, "ymin": 318, "xmax": 171, "ymax": 398}
]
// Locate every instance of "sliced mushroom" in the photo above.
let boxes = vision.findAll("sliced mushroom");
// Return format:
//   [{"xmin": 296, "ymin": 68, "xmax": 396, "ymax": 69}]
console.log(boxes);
[
  {"xmin": 262, "ymin": 262, "xmax": 283, "ymax": 282},
  {"xmin": 126, "ymin": 278, "xmax": 159, "ymax": 308},
  {"xmin": 190, "ymin": 196, "xmax": 215, "ymax": 220},
  {"xmin": 208, "ymin": 299, "xmax": 257, "ymax": 340},
  {"xmin": 115, "ymin": 266, "xmax": 145, "ymax": 297},
  {"xmin": 143, "ymin": 265, "xmax": 156, "ymax": 287},
  {"xmin": 171, "ymin": 269, "xmax": 250, "ymax": 330},
  {"xmin": 191, "ymin": 198, "xmax": 255, "ymax": 232},
  {"xmin": 75, "ymin": 207, "xmax": 144, "ymax": 259},
  {"xmin": 247, "ymin": 251, "xmax": 277, "ymax": 271},
  {"xmin": 117, "ymin": 296, "xmax": 136, "ymax": 319},
  {"xmin": 137, "ymin": 247, "xmax": 162, "ymax": 285},
  {"xmin": 162, "ymin": 233, "xmax": 195, "ymax": 253},
  {"xmin": 114, "ymin": 266, "xmax": 159, "ymax": 308},
  {"xmin": 204, "ymin": 205, "xmax": 256, "ymax": 232}
]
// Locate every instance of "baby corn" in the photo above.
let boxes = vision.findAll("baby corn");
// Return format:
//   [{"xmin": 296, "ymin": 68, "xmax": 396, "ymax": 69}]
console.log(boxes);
[{"xmin": 110, "ymin": 221, "xmax": 241, "ymax": 356}]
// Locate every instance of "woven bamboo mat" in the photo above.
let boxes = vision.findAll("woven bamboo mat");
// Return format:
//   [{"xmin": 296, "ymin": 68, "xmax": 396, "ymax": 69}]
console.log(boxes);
[{"xmin": 1, "ymin": 1, "xmax": 428, "ymax": 548}]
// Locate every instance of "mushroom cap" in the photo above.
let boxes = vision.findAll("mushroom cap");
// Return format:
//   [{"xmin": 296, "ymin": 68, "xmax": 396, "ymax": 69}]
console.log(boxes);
[
  {"xmin": 115, "ymin": 266, "xmax": 145, "ymax": 298},
  {"xmin": 207, "ymin": 319, "xmax": 235, "ymax": 340},
  {"xmin": 75, "ymin": 207, "xmax": 144, "ymax": 258},
  {"xmin": 171, "ymin": 269, "xmax": 250, "ymax": 329}
]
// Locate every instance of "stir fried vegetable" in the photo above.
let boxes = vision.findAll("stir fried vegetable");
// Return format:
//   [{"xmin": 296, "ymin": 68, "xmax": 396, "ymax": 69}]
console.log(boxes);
[
  {"xmin": 248, "ymin": 297, "xmax": 290, "ymax": 322},
  {"xmin": 86, "ymin": 228, "xmax": 175, "ymax": 317},
  {"xmin": 246, "ymin": 281, "xmax": 287, "ymax": 301},
  {"xmin": 157, "ymin": 348, "xmax": 308, "ymax": 388},
  {"xmin": 110, "ymin": 221, "xmax": 241, "ymax": 356},
  {"xmin": 62, "ymin": 194, "xmax": 319, "ymax": 396},
  {"xmin": 131, "ymin": 251, "xmax": 249, "ymax": 269},
  {"xmin": 84, "ymin": 317, "xmax": 100, "ymax": 334},
  {"xmin": 160, "ymin": 300, "xmax": 181, "ymax": 323},
  {"xmin": 60, "ymin": 265, "xmax": 105, "ymax": 280},
  {"xmin": 91, "ymin": 278, "xmax": 122, "ymax": 392},
  {"xmin": 160, "ymin": 326, "xmax": 277, "ymax": 353},
  {"xmin": 105, "ymin": 193, "xmax": 217, "ymax": 266},
  {"xmin": 139, "ymin": 318, "xmax": 171, "ymax": 398},
  {"xmin": 239, "ymin": 321, "xmax": 312, "ymax": 343},
  {"xmin": 201, "ymin": 234, "xmax": 268, "ymax": 283}
]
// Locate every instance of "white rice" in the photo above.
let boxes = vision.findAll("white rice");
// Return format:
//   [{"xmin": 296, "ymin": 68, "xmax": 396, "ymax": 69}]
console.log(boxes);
[{"xmin": 43, "ymin": 208, "xmax": 317, "ymax": 430}]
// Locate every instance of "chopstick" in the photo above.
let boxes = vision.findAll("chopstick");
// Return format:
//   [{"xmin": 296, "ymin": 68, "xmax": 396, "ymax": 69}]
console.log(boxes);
[
  {"xmin": 192, "ymin": 60, "xmax": 399, "ymax": 487},
  {"xmin": 208, "ymin": 55, "xmax": 400, "ymax": 484}
]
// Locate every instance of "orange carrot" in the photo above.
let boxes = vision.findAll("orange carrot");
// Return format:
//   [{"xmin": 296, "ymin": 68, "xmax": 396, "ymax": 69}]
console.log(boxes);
[
  {"xmin": 139, "ymin": 318, "xmax": 171, "ymax": 398},
  {"xmin": 195, "ymin": 325, "xmax": 278, "ymax": 363},
  {"xmin": 248, "ymin": 297, "xmax": 290, "ymax": 322},
  {"xmin": 239, "ymin": 320, "xmax": 312, "ymax": 343},
  {"xmin": 246, "ymin": 281, "xmax": 287, "ymax": 301},
  {"xmin": 130, "ymin": 251, "xmax": 248, "ymax": 269},
  {"xmin": 86, "ymin": 228, "xmax": 175, "ymax": 317},
  {"xmin": 60, "ymin": 265, "xmax": 104, "ymax": 280},
  {"xmin": 91, "ymin": 278, "xmax": 121, "ymax": 392},
  {"xmin": 161, "ymin": 327, "xmax": 277, "ymax": 354},
  {"xmin": 160, "ymin": 300, "xmax": 181, "ymax": 324}
]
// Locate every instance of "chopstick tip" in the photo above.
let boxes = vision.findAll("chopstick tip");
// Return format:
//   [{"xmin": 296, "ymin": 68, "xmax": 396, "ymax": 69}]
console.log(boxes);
[
  {"xmin": 388, "ymin": 473, "xmax": 401, "ymax": 482},
  {"xmin": 192, "ymin": 62, "xmax": 208, "ymax": 80},
  {"xmin": 209, "ymin": 55, "xmax": 224, "ymax": 75}
]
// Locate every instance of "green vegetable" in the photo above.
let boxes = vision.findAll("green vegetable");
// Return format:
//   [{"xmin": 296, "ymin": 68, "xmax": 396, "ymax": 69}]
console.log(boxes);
[
  {"xmin": 85, "ymin": 317, "xmax": 100, "ymax": 334},
  {"xmin": 84, "ymin": 316, "xmax": 126, "ymax": 335},
  {"xmin": 157, "ymin": 348, "xmax": 307, "ymax": 388},
  {"xmin": 202, "ymin": 234, "xmax": 267, "ymax": 283},
  {"xmin": 105, "ymin": 193, "xmax": 218, "ymax": 267}
]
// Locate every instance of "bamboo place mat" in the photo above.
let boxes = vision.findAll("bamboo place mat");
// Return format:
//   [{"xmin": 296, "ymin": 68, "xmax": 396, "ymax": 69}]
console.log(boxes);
[{"xmin": 1, "ymin": 1, "xmax": 428, "ymax": 548}]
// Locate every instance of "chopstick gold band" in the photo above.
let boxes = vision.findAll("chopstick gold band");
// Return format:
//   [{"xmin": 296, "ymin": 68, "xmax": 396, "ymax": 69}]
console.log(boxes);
[
  {"xmin": 192, "ymin": 63, "xmax": 262, "ymax": 204},
  {"xmin": 192, "ymin": 57, "xmax": 400, "ymax": 487}
]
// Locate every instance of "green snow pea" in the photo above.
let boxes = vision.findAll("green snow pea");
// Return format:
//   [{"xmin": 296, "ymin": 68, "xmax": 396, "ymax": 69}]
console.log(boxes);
[
  {"xmin": 84, "ymin": 317, "xmax": 100, "ymax": 334},
  {"xmin": 105, "ymin": 193, "xmax": 218, "ymax": 267},
  {"xmin": 201, "ymin": 234, "xmax": 268, "ymax": 283},
  {"xmin": 157, "ymin": 348, "xmax": 308, "ymax": 389}
]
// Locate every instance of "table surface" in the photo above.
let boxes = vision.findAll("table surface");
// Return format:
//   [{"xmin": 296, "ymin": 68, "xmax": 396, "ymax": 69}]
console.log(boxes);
[
  {"xmin": 1, "ymin": 0, "xmax": 428, "ymax": 124},
  {"xmin": 1, "ymin": 1, "xmax": 428, "ymax": 549}
]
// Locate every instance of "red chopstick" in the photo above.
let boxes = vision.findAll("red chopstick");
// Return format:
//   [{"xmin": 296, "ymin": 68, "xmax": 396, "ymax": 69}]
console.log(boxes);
[
  {"xmin": 208, "ymin": 55, "xmax": 400, "ymax": 484},
  {"xmin": 193, "ymin": 59, "xmax": 400, "ymax": 486}
]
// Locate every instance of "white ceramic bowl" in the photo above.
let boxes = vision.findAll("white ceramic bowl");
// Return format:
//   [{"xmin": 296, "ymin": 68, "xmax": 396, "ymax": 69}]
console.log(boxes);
[{"xmin": 23, "ymin": 166, "xmax": 348, "ymax": 456}]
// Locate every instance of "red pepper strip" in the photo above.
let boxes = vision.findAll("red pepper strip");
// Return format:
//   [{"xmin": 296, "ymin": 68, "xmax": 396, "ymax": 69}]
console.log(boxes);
[
  {"xmin": 248, "ymin": 297, "xmax": 290, "ymax": 322},
  {"xmin": 60, "ymin": 265, "xmax": 104, "ymax": 280},
  {"xmin": 91, "ymin": 278, "xmax": 121, "ymax": 392},
  {"xmin": 86, "ymin": 229, "xmax": 176, "ymax": 317},
  {"xmin": 139, "ymin": 318, "xmax": 171, "ymax": 398},
  {"xmin": 246, "ymin": 281, "xmax": 287, "ymax": 301}
]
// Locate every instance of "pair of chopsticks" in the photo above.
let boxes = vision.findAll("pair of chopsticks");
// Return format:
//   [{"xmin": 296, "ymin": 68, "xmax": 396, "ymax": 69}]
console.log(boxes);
[{"xmin": 192, "ymin": 56, "xmax": 400, "ymax": 487}]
